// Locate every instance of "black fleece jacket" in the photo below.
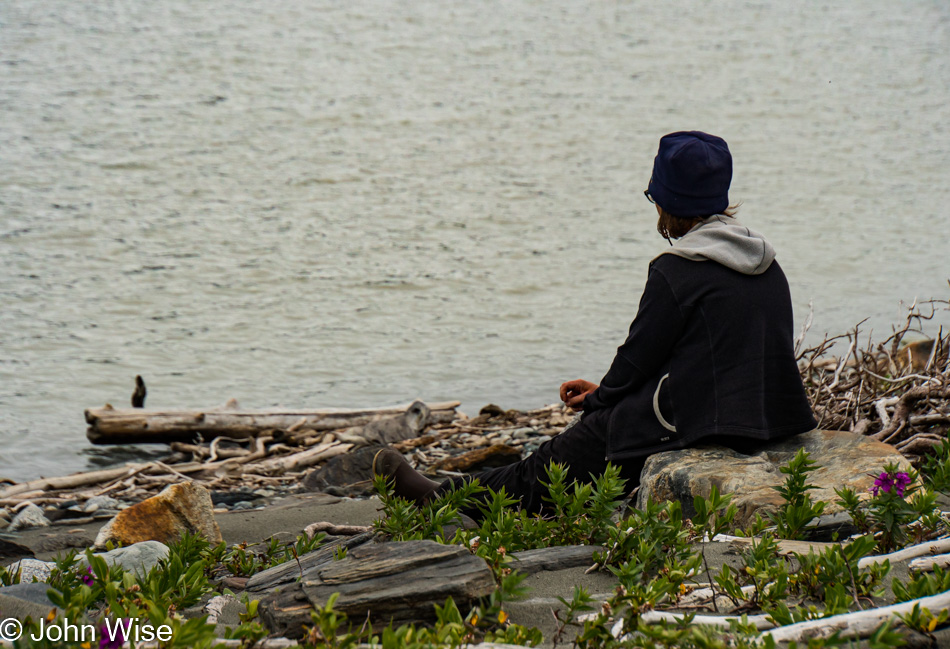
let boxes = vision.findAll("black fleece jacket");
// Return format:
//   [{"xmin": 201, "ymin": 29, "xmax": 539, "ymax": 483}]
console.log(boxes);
[{"xmin": 582, "ymin": 253, "xmax": 816, "ymax": 461}]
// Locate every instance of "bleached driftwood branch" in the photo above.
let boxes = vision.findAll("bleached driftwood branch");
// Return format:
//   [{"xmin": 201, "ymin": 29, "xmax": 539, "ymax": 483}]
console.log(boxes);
[
  {"xmin": 759, "ymin": 591, "xmax": 950, "ymax": 643},
  {"xmin": 85, "ymin": 400, "xmax": 460, "ymax": 444}
]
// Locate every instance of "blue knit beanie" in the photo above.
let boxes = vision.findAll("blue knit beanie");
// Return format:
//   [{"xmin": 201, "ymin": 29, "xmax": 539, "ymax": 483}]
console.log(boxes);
[{"xmin": 648, "ymin": 131, "xmax": 732, "ymax": 218}]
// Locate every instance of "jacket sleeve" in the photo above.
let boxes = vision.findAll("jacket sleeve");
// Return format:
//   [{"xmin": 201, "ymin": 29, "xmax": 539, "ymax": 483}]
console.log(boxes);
[{"xmin": 583, "ymin": 264, "xmax": 685, "ymax": 414}]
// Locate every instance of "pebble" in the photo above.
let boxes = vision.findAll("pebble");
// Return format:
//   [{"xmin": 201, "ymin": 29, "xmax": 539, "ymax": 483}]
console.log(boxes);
[
  {"xmin": 253, "ymin": 489, "xmax": 275, "ymax": 498},
  {"xmin": 84, "ymin": 495, "xmax": 121, "ymax": 513},
  {"xmin": 231, "ymin": 501, "xmax": 255, "ymax": 511},
  {"xmin": 9, "ymin": 504, "xmax": 50, "ymax": 531},
  {"xmin": 511, "ymin": 428, "xmax": 535, "ymax": 441}
]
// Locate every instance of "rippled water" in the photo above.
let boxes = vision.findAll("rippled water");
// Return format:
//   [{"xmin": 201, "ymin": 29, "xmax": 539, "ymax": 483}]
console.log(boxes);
[{"xmin": 1, "ymin": 1, "xmax": 949, "ymax": 482}]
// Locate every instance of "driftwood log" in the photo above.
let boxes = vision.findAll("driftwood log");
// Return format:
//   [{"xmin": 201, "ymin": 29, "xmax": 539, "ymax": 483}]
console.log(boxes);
[
  {"xmin": 85, "ymin": 400, "xmax": 458, "ymax": 444},
  {"xmin": 908, "ymin": 552, "xmax": 950, "ymax": 572},
  {"xmin": 258, "ymin": 540, "xmax": 496, "ymax": 638},
  {"xmin": 858, "ymin": 537, "xmax": 950, "ymax": 569},
  {"xmin": 638, "ymin": 610, "xmax": 776, "ymax": 631},
  {"xmin": 760, "ymin": 591, "xmax": 950, "ymax": 643},
  {"xmin": 712, "ymin": 534, "xmax": 835, "ymax": 557},
  {"xmin": 430, "ymin": 443, "xmax": 522, "ymax": 473}
]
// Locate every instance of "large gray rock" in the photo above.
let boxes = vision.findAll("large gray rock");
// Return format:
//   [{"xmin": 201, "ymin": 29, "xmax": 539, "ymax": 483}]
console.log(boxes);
[
  {"xmin": 636, "ymin": 430, "xmax": 912, "ymax": 528},
  {"xmin": 80, "ymin": 541, "xmax": 170, "ymax": 576},
  {"xmin": 258, "ymin": 539, "xmax": 496, "ymax": 638},
  {"xmin": 8, "ymin": 504, "xmax": 50, "ymax": 531}
]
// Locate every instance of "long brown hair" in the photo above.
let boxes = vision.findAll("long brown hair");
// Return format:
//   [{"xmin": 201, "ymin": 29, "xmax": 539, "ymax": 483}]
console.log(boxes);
[{"xmin": 656, "ymin": 204, "xmax": 741, "ymax": 242}]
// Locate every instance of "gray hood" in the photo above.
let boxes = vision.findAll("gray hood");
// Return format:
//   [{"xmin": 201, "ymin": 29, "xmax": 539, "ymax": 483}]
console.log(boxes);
[{"xmin": 657, "ymin": 214, "xmax": 775, "ymax": 275}]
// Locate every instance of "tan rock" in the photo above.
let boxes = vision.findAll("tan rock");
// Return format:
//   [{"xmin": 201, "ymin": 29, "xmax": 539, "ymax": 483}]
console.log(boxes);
[
  {"xmin": 636, "ymin": 430, "xmax": 912, "ymax": 528},
  {"xmin": 94, "ymin": 481, "xmax": 222, "ymax": 548}
]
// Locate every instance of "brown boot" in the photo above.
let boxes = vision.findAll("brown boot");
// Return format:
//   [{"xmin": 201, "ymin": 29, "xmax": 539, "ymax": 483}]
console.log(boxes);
[{"xmin": 372, "ymin": 449, "xmax": 440, "ymax": 504}]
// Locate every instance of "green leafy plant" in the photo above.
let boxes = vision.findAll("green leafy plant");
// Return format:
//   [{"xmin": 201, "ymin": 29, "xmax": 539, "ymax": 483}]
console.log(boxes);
[
  {"xmin": 836, "ymin": 464, "xmax": 943, "ymax": 552},
  {"xmin": 893, "ymin": 564, "xmax": 950, "ymax": 602},
  {"xmin": 0, "ymin": 563, "xmax": 20, "ymax": 586},
  {"xmin": 770, "ymin": 448, "xmax": 826, "ymax": 540},
  {"xmin": 897, "ymin": 602, "xmax": 949, "ymax": 638},
  {"xmin": 921, "ymin": 435, "xmax": 950, "ymax": 493},
  {"xmin": 374, "ymin": 473, "xmax": 485, "ymax": 542}
]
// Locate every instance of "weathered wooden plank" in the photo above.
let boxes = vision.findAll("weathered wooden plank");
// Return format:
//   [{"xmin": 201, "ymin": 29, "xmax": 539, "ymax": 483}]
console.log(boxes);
[{"xmin": 85, "ymin": 400, "xmax": 460, "ymax": 444}]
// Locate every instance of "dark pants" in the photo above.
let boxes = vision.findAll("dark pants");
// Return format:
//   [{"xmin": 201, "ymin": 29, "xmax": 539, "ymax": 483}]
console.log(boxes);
[{"xmin": 435, "ymin": 409, "xmax": 646, "ymax": 516}]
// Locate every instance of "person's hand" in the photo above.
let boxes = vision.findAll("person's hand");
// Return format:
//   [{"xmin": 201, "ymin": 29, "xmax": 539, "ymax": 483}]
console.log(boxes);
[{"xmin": 559, "ymin": 379, "xmax": 598, "ymax": 412}]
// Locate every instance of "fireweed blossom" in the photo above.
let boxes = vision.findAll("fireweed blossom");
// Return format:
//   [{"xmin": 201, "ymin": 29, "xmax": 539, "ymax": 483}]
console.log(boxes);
[
  {"xmin": 98, "ymin": 621, "xmax": 127, "ymax": 649},
  {"xmin": 870, "ymin": 470, "xmax": 912, "ymax": 497},
  {"xmin": 894, "ymin": 472, "xmax": 912, "ymax": 497}
]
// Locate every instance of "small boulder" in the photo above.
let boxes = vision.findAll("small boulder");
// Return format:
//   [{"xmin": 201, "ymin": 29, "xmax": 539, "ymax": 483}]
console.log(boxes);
[
  {"xmin": 302, "ymin": 445, "xmax": 383, "ymax": 495},
  {"xmin": 8, "ymin": 504, "xmax": 50, "ymax": 531},
  {"xmin": 7, "ymin": 558, "xmax": 54, "ymax": 583},
  {"xmin": 83, "ymin": 495, "xmax": 121, "ymax": 513},
  {"xmin": 636, "ymin": 430, "xmax": 912, "ymax": 528},
  {"xmin": 81, "ymin": 541, "xmax": 170, "ymax": 576},
  {"xmin": 94, "ymin": 482, "xmax": 222, "ymax": 548}
]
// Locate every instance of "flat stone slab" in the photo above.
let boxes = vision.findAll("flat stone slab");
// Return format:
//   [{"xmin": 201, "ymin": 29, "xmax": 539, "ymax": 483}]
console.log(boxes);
[
  {"xmin": 637, "ymin": 429, "xmax": 911, "ymax": 528},
  {"xmin": 246, "ymin": 531, "xmax": 374, "ymax": 593},
  {"xmin": 0, "ymin": 582, "xmax": 58, "ymax": 624},
  {"xmin": 259, "ymin": 539, "xmax": 495, "ymax": 638},
  {"xmin": 509, "ymin": 545, "xmax": 603, "ymax": 575}
]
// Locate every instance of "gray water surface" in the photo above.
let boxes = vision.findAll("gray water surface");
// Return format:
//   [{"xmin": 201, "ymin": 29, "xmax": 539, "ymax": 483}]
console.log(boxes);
[{"xmin": 1, "ymin": 1, "xmax": 949, "ymax": 482}]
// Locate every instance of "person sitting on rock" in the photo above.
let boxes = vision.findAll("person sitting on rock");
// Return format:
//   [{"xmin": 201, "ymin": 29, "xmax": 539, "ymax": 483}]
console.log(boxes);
[{"xmin": 374, "ymin": 130, "xmax": 817, "ymax": 514}]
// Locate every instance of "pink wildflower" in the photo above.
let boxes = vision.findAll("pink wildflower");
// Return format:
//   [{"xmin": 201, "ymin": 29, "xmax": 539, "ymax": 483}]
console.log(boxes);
[
  {"xmin": 870, "ymin": 471, "xmax": 912, "ymax": 498},
  {"xmin": 98, "ymin": 620, "xmax": 128, "ymax": 649},
  {"xmin": 894, "ymin": 472, "xmax": 912, "ymax": 497}
]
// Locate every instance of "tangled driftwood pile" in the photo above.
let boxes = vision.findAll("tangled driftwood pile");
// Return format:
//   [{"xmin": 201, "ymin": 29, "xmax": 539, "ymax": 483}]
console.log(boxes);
[
  {"xmin": 0, "ymin": 401, "xmax": 575, "ymax": 512},
  {"xmin": 798, "ymin": 297, "xmax": 950, "ymax": 465}
]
